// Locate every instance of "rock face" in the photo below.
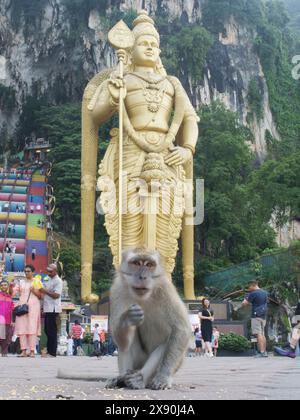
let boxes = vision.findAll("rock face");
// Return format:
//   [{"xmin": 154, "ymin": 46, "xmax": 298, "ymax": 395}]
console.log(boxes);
[
  {"xmin": 0, "ymin": 0, "xmax": 278, "ymax": 158},
  {"xmin": 120, "ymin": 0, "xmax": 202, "ymax": 21},
  {"xmin": 198, "ymin": 17, "xmax": 279, "ymax": 160}
]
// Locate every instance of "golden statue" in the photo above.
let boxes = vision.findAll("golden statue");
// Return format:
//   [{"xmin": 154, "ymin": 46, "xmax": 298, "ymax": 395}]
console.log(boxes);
[{"xmin": 81, "ymin": 11, "xmax": 199, "ymax": 303}]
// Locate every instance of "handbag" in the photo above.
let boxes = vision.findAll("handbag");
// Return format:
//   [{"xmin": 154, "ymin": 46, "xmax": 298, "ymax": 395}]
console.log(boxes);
[{"xmin": 13, "ymin": 290, "xmax": 32, "ymax": 318}]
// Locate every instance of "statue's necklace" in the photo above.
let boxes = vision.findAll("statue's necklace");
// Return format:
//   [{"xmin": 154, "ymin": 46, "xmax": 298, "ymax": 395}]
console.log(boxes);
[
  {"xmin": 129, "ymin": 72, "xmax": 167, "ymax": 113},
  {"xmin": 143, "ymin": 80, "xmax": 167, "ymax": 113}
]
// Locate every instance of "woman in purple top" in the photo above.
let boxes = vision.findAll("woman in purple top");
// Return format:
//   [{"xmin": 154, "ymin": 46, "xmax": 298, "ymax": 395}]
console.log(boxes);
[{"xmin": 0, "ymin": 280, "xmax": 14, "ymax": 357}]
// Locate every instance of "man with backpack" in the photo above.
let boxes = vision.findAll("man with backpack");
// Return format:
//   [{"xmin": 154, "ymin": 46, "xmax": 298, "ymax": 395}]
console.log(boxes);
[{"xmin": 243, "ymin": 280, "xmax": 269, "ymax": 358}]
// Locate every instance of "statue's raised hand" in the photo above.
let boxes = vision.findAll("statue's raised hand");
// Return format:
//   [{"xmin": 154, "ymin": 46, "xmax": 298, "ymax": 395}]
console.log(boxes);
[{"xmin": 108, "ymin": 76, "xmax": 127, "ymax": 105}]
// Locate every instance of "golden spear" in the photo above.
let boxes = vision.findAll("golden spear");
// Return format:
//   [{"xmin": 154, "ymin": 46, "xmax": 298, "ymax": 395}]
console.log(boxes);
[{"xmin": 108, "ymin": 21, "xmax": 135, "ymax": 265}]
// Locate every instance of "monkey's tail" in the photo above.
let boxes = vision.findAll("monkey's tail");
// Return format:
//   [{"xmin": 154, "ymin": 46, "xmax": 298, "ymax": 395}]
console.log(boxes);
[{"xmin": 57, "ymin": 369, "xmax": 108, "ymax": 383}]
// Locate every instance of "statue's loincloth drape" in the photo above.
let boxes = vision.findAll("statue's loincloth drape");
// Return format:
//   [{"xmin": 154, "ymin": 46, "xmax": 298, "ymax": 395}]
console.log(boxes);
[{"xmin": 98, "ymin": 130, "xmax": 186, "ymax": 273}]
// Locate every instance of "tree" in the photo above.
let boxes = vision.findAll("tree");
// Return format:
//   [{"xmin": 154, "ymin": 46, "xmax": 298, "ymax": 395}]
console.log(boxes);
[
  {"xmin": 161, "ymin": 26, "xmax": 213, "ymax": 86},
  {"xmin": 249, "ymin": 152, "xmax": 300, "ymax": 227},
  {"xmin": 195, "ymin": 103, "xmax": 276, "ymax": 274}
]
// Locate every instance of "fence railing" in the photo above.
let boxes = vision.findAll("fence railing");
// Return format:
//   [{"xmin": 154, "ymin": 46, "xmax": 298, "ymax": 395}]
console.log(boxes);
[{"xmin": 204, "ymin": 250, "xmax": 299, "ymax": 293}]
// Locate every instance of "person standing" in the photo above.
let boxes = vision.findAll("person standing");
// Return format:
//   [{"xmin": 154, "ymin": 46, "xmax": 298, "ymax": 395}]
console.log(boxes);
[
  {"xmin": 71, "ymin": 320, "xmax": 83, "ymax": 356},
  {"xmin": 0, "ymin": 280, "xmax": 14, "ymax": 357},
  {"xmin": 100, "ymin": 329, "xmax": 107, "ymax": 355},
  {"xmin": 40, "ymin": 264, "xmax": 63, "ymax": 358},
  {"xmin": 274, "ymin": 301, "xmax": 300, "ymax": 359},
  {"xmin": 199, "ymin": 298, "xmax": 214, "ymax": 358},
  {"xmin": 107, "ymin": 331, "xmax": 115, "ymax": 356},
  {"xmin": 14, "ymin": 265, "xmax": 42, "ymax": 358},
  {"xmin": 212, "ymin": 327, "xmax": 220, "ymax": 357},
  {"xmin": 242, "ymin": 280, "xmax": 269, "ymax": 358},
  {"xmin": 67, "ymin": 334, "xmax": 74, "ymax": 357},
  {"xmin": 31, "ymin": 247, "xmax": 37, "ymax": 261},
  {"xmin": 9, "ymin": 254, "xmax": 15, "ymax": 272},
  {"xmin": 194, "ymin": 327, "xmax": 203, "ymax": 357},
  {"xmin": 92, "ymin": 323, "xmax": 101, "ymax": 356}
]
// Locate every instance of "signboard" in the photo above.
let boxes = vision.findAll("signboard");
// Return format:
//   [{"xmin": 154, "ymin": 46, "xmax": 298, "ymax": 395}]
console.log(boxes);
[
  {"xmin": 189, "ymin": 314, "xmax": 200, "ymax": 332},
  {"xmin": 91, "ymin": 315, "xmax": 109, "ymax": 332}
]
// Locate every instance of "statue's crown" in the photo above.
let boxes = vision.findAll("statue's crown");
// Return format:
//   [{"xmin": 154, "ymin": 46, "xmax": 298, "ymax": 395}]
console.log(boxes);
[{"xmin": 132, "ymin": 10, "xmax": 160, "ymax": 43}]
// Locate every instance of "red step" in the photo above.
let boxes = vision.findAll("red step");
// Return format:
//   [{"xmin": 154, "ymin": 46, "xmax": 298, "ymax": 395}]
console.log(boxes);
[{"xmin": 26, "ymin": 255, "xmax": 49, "ymax": 274}]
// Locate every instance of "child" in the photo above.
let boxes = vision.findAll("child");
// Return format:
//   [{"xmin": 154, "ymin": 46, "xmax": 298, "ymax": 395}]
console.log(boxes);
[
  {"xmin": 67, "ymin": 334, "xmax": 74, "ymax": 357},
  {"xmin": 212, "ymin": 327, "xmax": 220, "ymax": 357},
  {"xmin": 0, "ymin": 280, "xmax": 14, "ymax": 357},
  {"xmin": 100, "ymin": 329, "xmax": 107, "ymax": 355},
  {"xmin": 194, "ymin": 327, "xmax": 203, "ymax": 357}
]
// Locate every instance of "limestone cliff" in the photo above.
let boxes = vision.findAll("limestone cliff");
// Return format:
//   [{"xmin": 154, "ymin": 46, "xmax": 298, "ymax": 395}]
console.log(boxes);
[{"xmin": 0, "ymin": 0, "xmax": 279, "ymax": 157}]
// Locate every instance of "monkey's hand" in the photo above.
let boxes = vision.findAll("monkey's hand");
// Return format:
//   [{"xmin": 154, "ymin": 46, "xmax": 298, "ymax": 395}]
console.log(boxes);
[
  {"xmin": 149, "ymin": 373, "xmax": 172, "ymax": 390},
  {"xmin": 126, "ymin": 304, "xmax": 144, "ymax": 327},
  {"xmin": 105, "ymin": 370, "xmax": 135, "ymax": 389},
  {"xmin": 124, "ymin": 371, "xmax": 145, "ymax": 390},
  {"xmin": 105, "ymin": 376, "xmax": 125, "ymax": 389}
]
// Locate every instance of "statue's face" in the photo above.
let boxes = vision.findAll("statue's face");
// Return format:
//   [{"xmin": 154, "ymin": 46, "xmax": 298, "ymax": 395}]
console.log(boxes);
[{"xmin": 132, "ymin": 35, "xmax": 160, "ymax": 68}]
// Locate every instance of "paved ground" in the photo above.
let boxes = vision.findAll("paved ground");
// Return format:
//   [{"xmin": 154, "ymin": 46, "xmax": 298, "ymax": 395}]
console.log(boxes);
[{"xmin": 0, "ymin": 355, "xmax": 299, "ymax": 400}]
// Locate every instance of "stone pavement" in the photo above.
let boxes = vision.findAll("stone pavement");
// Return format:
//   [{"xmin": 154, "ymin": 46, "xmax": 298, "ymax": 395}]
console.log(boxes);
[{"xmin": 0, "ymin": 355, "xmax": 299, "ymax": 400}]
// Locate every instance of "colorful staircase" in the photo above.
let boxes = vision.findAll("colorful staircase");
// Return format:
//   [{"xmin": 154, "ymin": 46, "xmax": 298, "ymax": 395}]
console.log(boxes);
[
  {"xmin": 26, "ymin": 172, "xmax": 49, "ymax": 273},
  {"xmin": 0, "ymin": 165, "xmax": 50, "ymax": 277}
]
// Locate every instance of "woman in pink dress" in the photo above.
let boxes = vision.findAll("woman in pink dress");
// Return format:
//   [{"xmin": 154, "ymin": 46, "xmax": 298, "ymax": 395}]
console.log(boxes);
[
  {"xmin": 14, "ymin": 265, "xmax": 42, "ymax": 358},
  {"xmin": 0, "ymin": 280, "xmax": 15, "ymax": 357}
]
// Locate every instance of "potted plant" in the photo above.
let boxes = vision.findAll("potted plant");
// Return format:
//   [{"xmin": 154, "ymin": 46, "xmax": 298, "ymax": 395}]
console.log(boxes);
[
  {"xmin": 82, "ymin": 332, "xmax": 93, "ymax": 356},
  {"xmin": 218, "ymin": 333, "xmax": 252, "ymax": 357}
]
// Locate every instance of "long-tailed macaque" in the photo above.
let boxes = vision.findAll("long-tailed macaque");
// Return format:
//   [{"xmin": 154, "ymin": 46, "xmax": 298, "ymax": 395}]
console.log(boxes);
[{"xmin": 107, "ymin": 248, "xmax": 191, "ymax": 390}]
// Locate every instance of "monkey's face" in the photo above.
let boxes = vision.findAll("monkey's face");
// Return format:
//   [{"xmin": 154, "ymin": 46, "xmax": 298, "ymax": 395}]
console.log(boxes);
[{"xmin": 121, "ymin": 250, "xmax": 162, "ymax": 301}]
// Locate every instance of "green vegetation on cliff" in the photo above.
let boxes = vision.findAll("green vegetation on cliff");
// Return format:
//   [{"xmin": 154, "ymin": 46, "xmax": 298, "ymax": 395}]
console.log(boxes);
[
  {"xmin": 283, "ymin": 0, "xmax": 300, "ymax": 35},
  {"xmin": 0, "ymin": 84, "xmax": 16, "ymax": 112},
  {"xmin": 10, "ymin": 0, "xmax": 48, "ymax": 37},
  {"xmin": 202, "ymin": 0, "xmax": 265, "ymax": 33},
  {"xmin": 254, "ymin": 1, "xmax": 300, "ymax": 155}
]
